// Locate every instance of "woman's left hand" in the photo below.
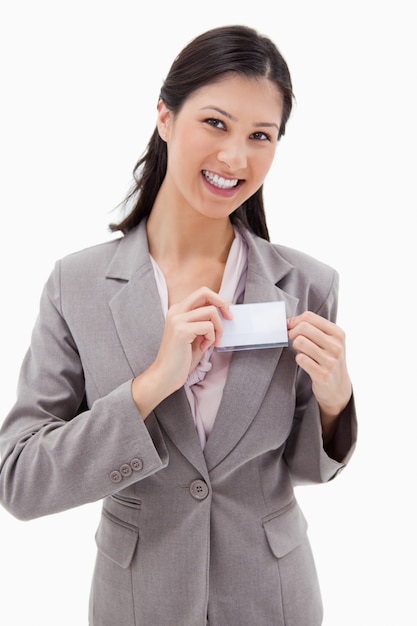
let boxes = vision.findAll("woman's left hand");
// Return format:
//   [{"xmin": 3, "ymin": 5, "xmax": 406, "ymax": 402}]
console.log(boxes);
[{"xmin": 287, "ymin": 311, "xmax": 352, "ymax": 435}]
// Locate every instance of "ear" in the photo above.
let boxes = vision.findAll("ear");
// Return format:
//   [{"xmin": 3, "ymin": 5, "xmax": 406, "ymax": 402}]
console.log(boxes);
[{"xmin": 157, "ymin": 100, "xmax": 172, "ymax": 142}]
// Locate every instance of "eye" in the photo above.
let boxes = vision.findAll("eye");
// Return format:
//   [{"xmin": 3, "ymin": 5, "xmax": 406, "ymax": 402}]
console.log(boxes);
[
  {"xmin": 250, "ymin": 131, "xmax": 272, "ymax": 142},
  {"xmin": 205, "ymin": 118, "xmax": 226, "ymax": 130}
]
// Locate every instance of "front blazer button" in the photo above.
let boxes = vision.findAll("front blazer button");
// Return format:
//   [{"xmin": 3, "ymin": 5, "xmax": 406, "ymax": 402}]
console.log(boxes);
[
  {"xmin": 190, "ymin": 479, "xmax": 209, "ymax": 500},
  {"xmin": 120, "ymin": 463, "xmax": 132, "ymax": 477},
  {"xmin": 110, "ymin": 470, "xmax": 122, "ymax": 483},
  {"xmin": 130, "ymin": 458, "xmax": 143, "ymax": 471}
]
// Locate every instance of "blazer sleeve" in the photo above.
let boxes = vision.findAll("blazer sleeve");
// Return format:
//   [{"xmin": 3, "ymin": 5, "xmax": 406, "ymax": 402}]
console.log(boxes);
[
  {"xmin": 283, "ymin": 270, "xmax": 358, "ymax": 485},
  {"xmin": 0, "ymin": 265, "xmax": 169, "ymax": 521}
]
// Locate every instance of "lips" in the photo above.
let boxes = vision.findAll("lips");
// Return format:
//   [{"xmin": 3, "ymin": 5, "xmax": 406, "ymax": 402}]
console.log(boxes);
[{"xmin": 202, "ymin": 170, "xmax": 239, "ymax": 189}]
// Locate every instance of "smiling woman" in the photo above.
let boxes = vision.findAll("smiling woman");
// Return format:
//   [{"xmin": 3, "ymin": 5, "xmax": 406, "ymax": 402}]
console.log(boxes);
[
  {"xmin": 0, "ymin": 24, "xmax": 356, "ymax": 626},
  {"xmin": 111, "ymin": 25, "xmax": 293, "ymax": 240}
]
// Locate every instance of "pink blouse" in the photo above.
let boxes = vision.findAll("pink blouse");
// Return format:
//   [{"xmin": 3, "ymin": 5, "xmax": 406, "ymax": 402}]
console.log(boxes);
[{"xmin": 150, "ymin": 229, "xmax": 248, "ymax": 448}]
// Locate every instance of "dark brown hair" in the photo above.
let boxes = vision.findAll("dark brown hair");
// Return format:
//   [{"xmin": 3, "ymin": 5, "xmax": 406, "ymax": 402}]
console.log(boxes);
[{"xmin": 110, "ymin": 25, "xmax": 294, "ymax": 239}]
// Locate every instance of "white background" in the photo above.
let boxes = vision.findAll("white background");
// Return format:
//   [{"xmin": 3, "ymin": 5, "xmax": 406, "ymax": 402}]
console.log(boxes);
[{"xmin": 0, "ymin": 1, "xmax": 415, "ymax": 624}]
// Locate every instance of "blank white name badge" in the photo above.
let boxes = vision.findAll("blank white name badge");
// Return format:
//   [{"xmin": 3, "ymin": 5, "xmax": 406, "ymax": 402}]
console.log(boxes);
[{"xmin": 216, "ymin": 301, "xmax": 288, "ymax": 352}]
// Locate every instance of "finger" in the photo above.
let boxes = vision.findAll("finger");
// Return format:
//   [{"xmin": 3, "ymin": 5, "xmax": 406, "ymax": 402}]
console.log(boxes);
[
  {"xmin": 288, "ymin": 315, "xmax": 345, "ymax": 354},
  {"xmin": 289, "ymin": 320, "xmax": 324, "ymax": 344},
  {"xmin": 290, "ymin": 324, "xmax": 340, "ymax": 355},
  {"xmin": 287, "ymin": 311, "xmax": 337, "ymax": 336},
  {"xmin": 291, "ymin": 330, "xmax": 339, "ymax": 367},
  {"xmin": 294, "ymin": 350, "xmax": 323, "ymax": 379},
  {"xmin": 187, "ymin": 321, "xmax": 216, "ymax": 349},
  {"xmin": 292, "ymin": 328, "xmax": 346, "ymax": 369},
  {"xmin": 175, "ymin": 286, "xmax": 232, "ymax": 318},
  {"xmin": 291, "ymin": 334, "xmax": 325, "ymax": 364},
  {"xmin": 182, "ymin": 305, "xmax": 225, "ymax": 338}
]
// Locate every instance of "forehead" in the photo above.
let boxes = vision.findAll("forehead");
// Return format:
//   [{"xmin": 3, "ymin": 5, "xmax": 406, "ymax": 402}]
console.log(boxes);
[{"xmin": 183, "ymin": 74, "xmax": 284, "ymax": 121}]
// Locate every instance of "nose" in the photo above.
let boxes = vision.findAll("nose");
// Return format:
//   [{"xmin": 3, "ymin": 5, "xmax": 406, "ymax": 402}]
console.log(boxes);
[{"xmin": 217, "ymin": 137, "xmax": 247, "ymax": 171}]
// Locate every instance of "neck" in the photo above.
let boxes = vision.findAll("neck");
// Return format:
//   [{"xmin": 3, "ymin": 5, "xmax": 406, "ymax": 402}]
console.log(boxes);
[{"xmin": 146, "ymin": 202, "xmax": 235, "ymax": 266}]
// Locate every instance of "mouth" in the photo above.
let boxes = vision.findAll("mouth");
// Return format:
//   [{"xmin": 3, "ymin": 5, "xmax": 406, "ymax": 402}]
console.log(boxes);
[{"xmin": 202, "ymin": 170, "xmax": 241, "ymax": 190}]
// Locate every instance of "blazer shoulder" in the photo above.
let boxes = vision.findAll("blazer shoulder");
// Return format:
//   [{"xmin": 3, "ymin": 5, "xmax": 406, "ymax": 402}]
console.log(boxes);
[
  {"xmin": 43, "ymin": 236, "xmax": 126, "ymax": 313},
  {"xmin": 242, "ymin": 227, "xmax": 337, "ymax": 285},
  {"xmin": 271, "ymin": 242, "xmax": 337, "ymax": 282},
  {"xmin": 59, "ymin": 235, "xmax": 123, "ymax": 279},
  {"xmin": 268, "ymin": 241, "xmax": 339, "ymax": 316}
]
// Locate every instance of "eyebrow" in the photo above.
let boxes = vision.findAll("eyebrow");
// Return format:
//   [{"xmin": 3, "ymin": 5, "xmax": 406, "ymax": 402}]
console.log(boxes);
[{"xmin": 200, "ymin": 106, "xmax": 280, "ymax": 131}]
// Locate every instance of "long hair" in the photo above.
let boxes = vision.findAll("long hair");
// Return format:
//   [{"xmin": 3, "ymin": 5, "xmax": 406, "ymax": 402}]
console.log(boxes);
[{"xmin": 110, "ymin": 25, "xmax": 294, "ymax": 240}]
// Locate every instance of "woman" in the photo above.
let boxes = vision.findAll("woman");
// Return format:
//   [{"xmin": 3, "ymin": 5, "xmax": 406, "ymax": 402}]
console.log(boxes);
[{"xmin": 0, "ymin": 25, "xmax": 356, "ymax": 626}]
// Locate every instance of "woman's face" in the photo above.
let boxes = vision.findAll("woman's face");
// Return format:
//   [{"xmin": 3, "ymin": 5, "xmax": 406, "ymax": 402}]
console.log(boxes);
[{"xmin": 157, "ymin": 74, "xmax": 284, "ymax": 222}]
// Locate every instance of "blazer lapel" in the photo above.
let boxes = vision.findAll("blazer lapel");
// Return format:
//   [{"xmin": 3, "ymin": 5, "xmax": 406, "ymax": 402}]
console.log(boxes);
[
  {"xmin": 107, "ymin": 222, "xmax": 207, "ymax": 475},
  {"xmin": 203, "ymin": 230, "xmax": 299, "ymax": 471},
  {"xmin": 107, "ymin": 222, "xmax": 167, "ymax": 377}
]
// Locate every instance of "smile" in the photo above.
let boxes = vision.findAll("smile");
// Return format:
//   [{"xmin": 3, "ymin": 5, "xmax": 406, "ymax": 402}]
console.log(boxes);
[{"xmin": 202, "ymin": 170, "xmax": 239, "ymax": 189}]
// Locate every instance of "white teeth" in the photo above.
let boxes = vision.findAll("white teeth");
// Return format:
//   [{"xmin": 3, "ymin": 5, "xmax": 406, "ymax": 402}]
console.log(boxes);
[{"xmin": 203, "ymin": 170, "xmax": 238, "ymax": 189}]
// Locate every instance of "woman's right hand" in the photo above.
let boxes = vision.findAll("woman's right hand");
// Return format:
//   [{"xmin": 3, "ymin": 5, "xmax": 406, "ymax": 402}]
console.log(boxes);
[{"xmin": 131, "ymin": 287, "xmax": 232, "ymax": 419}]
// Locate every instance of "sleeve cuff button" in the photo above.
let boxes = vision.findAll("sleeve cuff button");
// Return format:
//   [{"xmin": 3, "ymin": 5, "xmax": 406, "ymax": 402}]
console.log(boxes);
[
  {"xmin": 110, "ymin": 470, "xmax": 122, "ymax": 483},
  {"xmin": 130, "ymin": 458, "xmax": 143, "ymax": 472}
]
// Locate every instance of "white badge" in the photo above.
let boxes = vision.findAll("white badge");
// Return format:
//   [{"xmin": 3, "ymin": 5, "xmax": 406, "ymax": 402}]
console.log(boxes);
[{"xmin": 216, "ymin": 301, "xmax": 288, "ymax": 351}]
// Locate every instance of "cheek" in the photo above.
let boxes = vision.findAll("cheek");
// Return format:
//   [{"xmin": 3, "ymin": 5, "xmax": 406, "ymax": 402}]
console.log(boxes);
[
  {"xmin": 166, "ymin": 138, "xmax": 189, "ymax": 173},
  {"xmin": 168, "ymin": 132, "xmax": 202, "ymax": 167},
  {"xmin": 257, "ymin": 149, "xmax": 276, "ymax": 179}
]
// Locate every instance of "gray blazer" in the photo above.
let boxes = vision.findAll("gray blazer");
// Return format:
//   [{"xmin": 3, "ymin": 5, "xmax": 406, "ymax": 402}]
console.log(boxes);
[{"xmin": 0, "ymin": 221, "xmax": 357, "ymax": 626}]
